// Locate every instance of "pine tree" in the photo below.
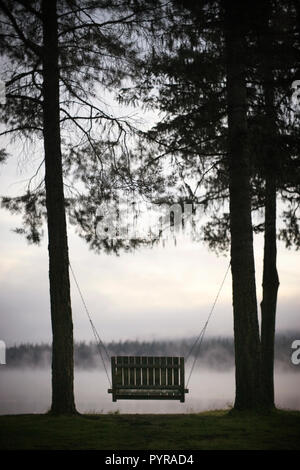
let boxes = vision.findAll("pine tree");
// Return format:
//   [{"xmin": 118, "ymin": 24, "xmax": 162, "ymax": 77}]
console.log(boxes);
[
  {"xmin": 124, "ymin": 0, "xmax": 300, "ymax": 410},
  {"xmin": 0, "ymin": 0, "xmax": 162, "ymax": 414}
]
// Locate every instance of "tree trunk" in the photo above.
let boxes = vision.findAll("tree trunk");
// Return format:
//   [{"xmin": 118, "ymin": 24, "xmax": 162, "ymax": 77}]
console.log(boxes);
[
  {"xmin": 42, "ymin": 0, "xmax": 76, "ymax": 415},
  {"xmin": 259, "ymin": 0, "xmax": 280, "ymax": 410},
  {"xmin": 223, "ymin": 0, "xmax": 262, "ymax": 411},
  {"xmin": 261, "ymin": 175, "xmax": 279, "ymax": 409}
]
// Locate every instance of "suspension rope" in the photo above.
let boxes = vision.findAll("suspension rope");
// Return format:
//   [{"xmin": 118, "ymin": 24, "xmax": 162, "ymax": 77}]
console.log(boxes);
[
  {"xmin": 185, "ymin": 261, "xmax": 231, "ymax": 387},
  {"xmin": 69, "ymin": 262, "xmax": 112, "ymax": 387},
  {"xmin": 69, "ymin": 258, "xmax": 231, "ymax": 392}
]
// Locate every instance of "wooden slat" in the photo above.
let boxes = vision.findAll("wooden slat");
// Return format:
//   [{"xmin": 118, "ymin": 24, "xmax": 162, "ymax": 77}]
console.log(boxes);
[
  {"xmin": 142, "ymin": 356, "xmax": 147, "ymax": 386},
  {"xmin": 110, "ymin": 364, "xmax": 180, "ymax": 369},
  {"xmin": 148, "ymin": 356, "xmax": 154, "ymax": 386},
  {"xmin": 123, "ymin": 356, "xmax": 129, "ymax": 386},
  {"xmin": 112, "ymin": 356, "xmax": 181, "ymax": 368},
  {"xmin": 180, "ymin": 357, "xmax": 185, "ymax": 402},
  {"xmin": 129, "ymin": 356, "xmax": 135, "ymax": 385},
  {"xmin": 114, "ymin": 394, "xmax": 182, "ymax": 401},
  {"xmin": 154, "ymin": 357, "xmax": 160, "ymax": 386},
  {"xmin": 135, "ymin": 356, "xmax": 141, "ymax": 386},
  {"xmin": 173, "ymin": 357, "xmax": 179, "ymax": 386},
  {"xmin": 179, "ymin": 357, "xmax": 184, "ymax": 385},
  {"xmin": 160, "ymin": 357, "xmax": 167, "ymax": 386},
  {"xmin": 167, "ymin": 357, "xmax": 172, "ymax": 386}
]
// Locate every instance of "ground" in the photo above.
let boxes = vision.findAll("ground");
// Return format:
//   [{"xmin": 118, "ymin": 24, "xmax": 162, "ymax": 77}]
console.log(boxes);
[{"xmin": 0, "ymin": 409, "xmax": 299, "ymax": 450}]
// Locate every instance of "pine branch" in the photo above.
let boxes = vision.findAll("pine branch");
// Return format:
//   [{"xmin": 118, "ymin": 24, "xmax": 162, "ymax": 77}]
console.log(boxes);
[
  {"xmin": 0, "ymin": 126, "xmax": 43, "ymax": 137},
  {"xmin": 6, "ymin": 93, "xmax": 42, "ymax": 105},
  {"xmin": 13, "ymin": 0, "xmax": 42, "ymax": 19},
  {"xmin": 0, "ymin": 0, "xmax": 42, "ymax": 57}
]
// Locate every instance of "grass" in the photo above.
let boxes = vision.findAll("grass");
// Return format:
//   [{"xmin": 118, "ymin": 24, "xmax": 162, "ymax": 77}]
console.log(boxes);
[{"xmin": 0, "ymin": 409, "xmax": 299, "ymax": 450}]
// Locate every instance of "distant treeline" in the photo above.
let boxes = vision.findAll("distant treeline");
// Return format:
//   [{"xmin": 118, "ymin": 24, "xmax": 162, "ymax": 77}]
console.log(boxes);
[{"xmin": 5, "ymin": 333, "xmax": 299, "ymax": 371}]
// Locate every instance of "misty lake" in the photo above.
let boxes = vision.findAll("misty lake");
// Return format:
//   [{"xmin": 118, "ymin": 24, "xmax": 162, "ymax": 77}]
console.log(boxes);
[{"xmin": 0, "ymin": 367, "xmax": 299, "ymax": 414}]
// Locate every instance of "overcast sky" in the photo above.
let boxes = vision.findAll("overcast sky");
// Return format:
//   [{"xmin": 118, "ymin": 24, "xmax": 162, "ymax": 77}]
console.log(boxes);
[
  {"xmin": 0, "ymin": 152, "xmax": 299, "ymax": 347},
  {"xmin": 0, "ymin": 113, "xmax": 299, "ymax": 347}
]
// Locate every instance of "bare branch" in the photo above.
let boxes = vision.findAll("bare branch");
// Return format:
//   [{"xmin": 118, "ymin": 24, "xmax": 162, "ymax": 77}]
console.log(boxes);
[
  {"xmin": 27, "ymin": 158, "xmax": 45, "ymax": 192},
  {"xmin": 5, "ymin": 69, "xmax": 41, "ymax": 87}
]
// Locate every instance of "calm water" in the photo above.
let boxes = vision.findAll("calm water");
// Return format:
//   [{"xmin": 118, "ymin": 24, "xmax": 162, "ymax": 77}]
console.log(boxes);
[{"xmin": 0, "ymin": 367, "xmax": 299, "ymax": 414}]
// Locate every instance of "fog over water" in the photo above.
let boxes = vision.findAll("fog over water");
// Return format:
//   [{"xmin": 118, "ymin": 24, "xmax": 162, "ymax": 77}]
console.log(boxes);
[{"xmin": 0, "ymin": 367, "xmax": 299, "ymax": 414}]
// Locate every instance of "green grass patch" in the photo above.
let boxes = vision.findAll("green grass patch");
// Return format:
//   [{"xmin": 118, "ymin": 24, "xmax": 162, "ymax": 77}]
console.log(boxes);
[{"xmin": 0, "ymin": 409, "xmax": 299, "ymax": 450}]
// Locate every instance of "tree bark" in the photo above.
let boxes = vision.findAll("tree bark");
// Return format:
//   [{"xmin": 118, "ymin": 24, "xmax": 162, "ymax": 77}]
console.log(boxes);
[
  {"xmin": 223, "ymin": 0, "xmax": 262, "ymax": 411},
  {"xmin": 261, "ymin": 175, "xmax": 279, "ymax": 409},
  {"xmin": 42, "ymin": 0, "xmax": 76, "ymax": 414}
]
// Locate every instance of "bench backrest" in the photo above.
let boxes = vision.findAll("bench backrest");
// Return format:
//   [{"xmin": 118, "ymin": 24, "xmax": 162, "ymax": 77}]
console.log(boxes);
[{"xmin": 109, "ymin": 356, "xmax": 187, "ymax": 401}]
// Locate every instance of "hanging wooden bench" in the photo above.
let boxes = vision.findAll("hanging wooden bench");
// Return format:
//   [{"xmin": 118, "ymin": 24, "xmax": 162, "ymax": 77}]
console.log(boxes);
[{"xmin": 108, "ymin": 356, "xmax": 188, "ymax": 402}]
